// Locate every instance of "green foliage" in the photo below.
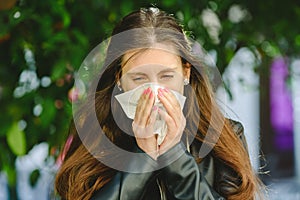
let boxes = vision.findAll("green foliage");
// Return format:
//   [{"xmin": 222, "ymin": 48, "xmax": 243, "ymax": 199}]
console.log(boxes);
[
  {"xmin": 29, "ymin": 169, "xmax": 40, "ymax": 187},
  {"xmin": 7, "ymin": 122, "xmax": 26, "ymax": 156},
  {"xmin": 0, "ymin": 0, "xmax": 300, "ymax": 198}
]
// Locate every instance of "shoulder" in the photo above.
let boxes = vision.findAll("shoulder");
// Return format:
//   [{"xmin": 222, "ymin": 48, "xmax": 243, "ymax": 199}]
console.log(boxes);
[
  {"xmin": 228, "ymin": 119, "xmax": 249, "ymax": 152},
  {"xmin": 228, "ymin": 119, "xmax": 244, "ymax": 135},
  {"xmin": 228, "ymin": 119, "xmax": 244, "ymax": 140}
]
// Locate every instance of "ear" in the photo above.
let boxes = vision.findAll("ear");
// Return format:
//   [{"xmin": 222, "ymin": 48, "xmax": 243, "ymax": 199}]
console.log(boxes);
[
  {"xmin": 117, "ymin": 80, "xmax": 121, "ymax": 87},
  {"xmin": 183, "ymin": 62, "xmax": 191, "ymax": 79},
  {"xmin": 115, "ymin": 70, "xmax": 123, "ymax": 91},
  {"xmin": 115, "ymin": 69, "xmax": 122, "ymax": 84}
]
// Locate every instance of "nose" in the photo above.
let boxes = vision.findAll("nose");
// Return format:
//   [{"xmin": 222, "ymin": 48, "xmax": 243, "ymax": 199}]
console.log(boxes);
[
  {"xmin": 146, "ymin": 77, "xmax": 167, "ymax": 93},
  {"xmin": 148, "ymin": 76, "xmax": 159, "ymax": 84}
]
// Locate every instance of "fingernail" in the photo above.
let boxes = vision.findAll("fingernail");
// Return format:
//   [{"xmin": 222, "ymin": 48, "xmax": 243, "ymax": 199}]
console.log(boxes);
[
  {"xmin": 152, "ymin": 106, "xmax": 157, "ymax": 110},
  {"xmin": 163, "ymin": 88, "xmax": 169, "ymax": 93},
  {"xmin": 143, "ymin": 88, "xmax": 149, "ymax": 94},
  {"xmin": 158, "ymin": 88, "xmax": 164, "ymax": 97},
  {"xmin": 149, "ymin": 90, "xmax": 153, "ymax": 98}
]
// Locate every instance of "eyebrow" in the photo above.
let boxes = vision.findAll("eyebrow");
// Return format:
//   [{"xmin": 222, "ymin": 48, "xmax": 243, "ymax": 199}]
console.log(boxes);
[
  {"xmin": 126, "ymin": 72, "xmax": 147, "ymax": 76},
  {"xmin": 126, "ymin": 66, "xmax": 179, "ymax": 76},
  {"xmin": 158, "ymin": 66, "xmax": 179, "ymax": 73}
]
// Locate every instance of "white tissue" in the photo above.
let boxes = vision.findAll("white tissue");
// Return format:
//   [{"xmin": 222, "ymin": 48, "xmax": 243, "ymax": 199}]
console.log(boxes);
[{"xmin": 115, "ymin": 83, "xmax": 186, "ymax": 145}]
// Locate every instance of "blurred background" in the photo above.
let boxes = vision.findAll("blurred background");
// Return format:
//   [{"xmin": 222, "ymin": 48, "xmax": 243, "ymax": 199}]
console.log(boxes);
[{"xmin": 0, "ymin": 0, "xmax": 300, "ymax": 199}]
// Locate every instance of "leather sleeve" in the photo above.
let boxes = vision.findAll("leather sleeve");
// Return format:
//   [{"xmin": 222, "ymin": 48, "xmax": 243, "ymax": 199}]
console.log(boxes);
[{"xmin": 157, "ymin": 142, "xmax": 225, "ymax": 200}]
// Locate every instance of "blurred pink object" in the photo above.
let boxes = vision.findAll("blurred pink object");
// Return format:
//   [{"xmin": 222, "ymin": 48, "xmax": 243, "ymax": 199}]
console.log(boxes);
[
  {"xmin": 56, "ymin": 135, "xmax": 73, "ymax": 166},
  {"xmin": 68, "ymin": 87, "xmax": 79, "ymax": 102}
]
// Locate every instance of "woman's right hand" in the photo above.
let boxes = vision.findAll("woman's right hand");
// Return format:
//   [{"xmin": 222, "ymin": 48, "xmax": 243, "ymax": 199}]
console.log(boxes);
[{"xmin": 132, "ymin": 87, "xmax": 159, "ymax": 160}]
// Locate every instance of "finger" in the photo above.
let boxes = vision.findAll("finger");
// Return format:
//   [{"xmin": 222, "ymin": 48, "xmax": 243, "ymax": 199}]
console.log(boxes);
[
  {"xmin": 161, "ymin": 88, "xmax": 179, "ymax": 106},
  {"xmin": 134, "ymin": 88, "xmax": 155, "ymax": 126},
  {"xmin": 132, "ymin": 122, "xmax": 153, "ymax": 139},
  {"xmin": 147, "ymin": 106, "xmax": 158, "ymax": 126},
  {"xmin": 158, "ymin": 108, "xmax": 185, "ymax": 146},
  {"xmin": 157, "ymin": 108, "xmax": 175, "ymax": 131},
  {"xmin": 140, "ymin": 89, "xmax": 155, "ymax": 125},
  {"xmin": 158, "ymin": 88, "xmax": 182, "ymax": 126},
  {"xmin": 135, "ymin": 106, "xmax": 158, "ymax": 139},
  {"xmin": 157, "ymin": 108, "xmax": 179, "ymax": 150},
  {"xmin": 158, "ymin": 88, "xmax": 181, "ymax": 112},
  {"xmin": 158, "ymin": 107, "xmax": 186, "ymax": 138}
]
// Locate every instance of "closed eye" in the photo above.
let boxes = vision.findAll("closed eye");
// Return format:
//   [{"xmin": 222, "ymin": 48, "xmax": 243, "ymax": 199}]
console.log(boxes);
[
  {"xmin": 160, "ymin": 74, "xmax": 174, "ymax": 80},
  {"xmin": 133, "ymin": 77, "xmax": 144, "ymax": 81},
  {"xmin": 132, "ymin": 76, "xmax": 147, "ymax": 81}
]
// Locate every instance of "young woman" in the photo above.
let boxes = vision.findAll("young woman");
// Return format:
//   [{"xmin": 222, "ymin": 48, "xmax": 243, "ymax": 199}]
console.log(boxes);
[{"xmin": 55, "ymin": 7, "xmax": 264, "ymax": 200}]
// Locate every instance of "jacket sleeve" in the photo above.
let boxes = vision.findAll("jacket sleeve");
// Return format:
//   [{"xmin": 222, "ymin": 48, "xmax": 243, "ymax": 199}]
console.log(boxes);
[
  {"xmin": 91, "ymin": 151, "xmax": 159, "ymax": 200},
  {"xmin": 157, "ymin": 142, "xmax": 225, "ymax": 200}
]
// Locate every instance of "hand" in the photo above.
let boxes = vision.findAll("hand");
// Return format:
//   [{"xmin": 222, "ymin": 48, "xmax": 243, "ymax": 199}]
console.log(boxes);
[
  {"xmin": 132, "ymin": 88, "xmax": 159, "ymax": 160},
  {"xmin": 157, "ymin": 88, "xmax": 186, "ymax": 155}
]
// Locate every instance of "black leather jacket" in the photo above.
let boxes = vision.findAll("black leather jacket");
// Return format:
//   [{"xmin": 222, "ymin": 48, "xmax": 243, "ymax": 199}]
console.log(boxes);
[{"xmin": 91, "ymin": 120, "xmax": 246, "ymax": 200}]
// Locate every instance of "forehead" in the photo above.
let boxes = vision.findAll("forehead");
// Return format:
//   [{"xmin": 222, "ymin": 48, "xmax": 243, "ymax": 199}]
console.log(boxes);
[{"xmin": 122, "ymin": 47, "xmax": 182, "ymax": 74}]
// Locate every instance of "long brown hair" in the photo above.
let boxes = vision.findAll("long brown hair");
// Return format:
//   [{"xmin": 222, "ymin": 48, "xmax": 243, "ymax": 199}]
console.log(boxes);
[{"xmin": 55, "ymin": 7, "xmax": 263, "ymax": 200}]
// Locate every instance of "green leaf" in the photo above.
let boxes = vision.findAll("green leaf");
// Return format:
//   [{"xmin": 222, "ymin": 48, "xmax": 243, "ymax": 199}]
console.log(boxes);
[
  {"xmin": 3, "ymin": 164, "xmax": 16, "ymax": 186},
  {"xmin": 40, "ymin": 99, "xmax": 57, "ymax": 128},
  {"xmin": 51, "ymin": 60, "xmax": 67, "ymax": 81},
  {"xmin": 162, "ymin": 0, "xmax": 177, "ymax": 7},
  {"xmin": 6, "ymin": 122, "xmax": 27, "ymax": 156},
  {"xmin": 29, "ymin": 169, "xmax": 40, "ymax": 187},
  {"xmin": 295, "ymin": 34, "xmax": 300, "ymax": 47}
]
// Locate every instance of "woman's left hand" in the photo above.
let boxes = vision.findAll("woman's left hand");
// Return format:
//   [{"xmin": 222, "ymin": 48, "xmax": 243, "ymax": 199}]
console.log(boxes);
[{"xmin": 157, "ymin": 88, "xmax": 186, "ymax": 155}]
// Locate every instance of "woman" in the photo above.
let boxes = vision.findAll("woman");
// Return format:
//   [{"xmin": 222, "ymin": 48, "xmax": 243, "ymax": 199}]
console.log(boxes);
[{"xmin": 55, "ymin": 7, "xmax": 264, "ymax": 200}]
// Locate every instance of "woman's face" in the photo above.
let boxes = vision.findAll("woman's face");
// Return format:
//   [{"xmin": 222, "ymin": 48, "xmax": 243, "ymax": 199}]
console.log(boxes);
[{"xmin": 120, "ymin": 47, "xmax": 190, "ymax": 94}]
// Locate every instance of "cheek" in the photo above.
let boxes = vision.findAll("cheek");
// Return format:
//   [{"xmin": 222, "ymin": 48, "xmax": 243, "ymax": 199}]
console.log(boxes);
[
  {"xmin": 164, "ymin": 79, "xmax": 184, "ymax": 94},
  {"xmin": 121, "ymin": 82, "xmax": 136, "ymax": 92},
  {"xmin": 120, "ymin": 77, "xmax": 141, "ymax": 92},
  {"xmin": 171, "ymin": 85, "xmax": 184, "ymax": 94}
]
